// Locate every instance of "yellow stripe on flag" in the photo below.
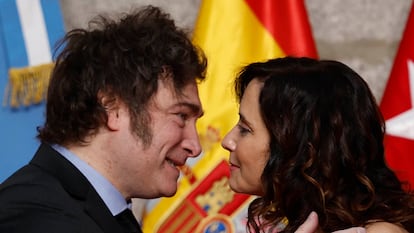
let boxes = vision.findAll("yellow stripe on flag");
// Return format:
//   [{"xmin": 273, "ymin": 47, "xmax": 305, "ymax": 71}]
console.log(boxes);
[{"xmin": 194, "ymin": 0, "xmax": 284, "ymax": 177}]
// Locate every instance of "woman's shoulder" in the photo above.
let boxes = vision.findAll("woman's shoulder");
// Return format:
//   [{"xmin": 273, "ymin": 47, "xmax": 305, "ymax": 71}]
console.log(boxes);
[{"xmin": 366, "ymin": 221, "xmax": 408, "ymax": 233}]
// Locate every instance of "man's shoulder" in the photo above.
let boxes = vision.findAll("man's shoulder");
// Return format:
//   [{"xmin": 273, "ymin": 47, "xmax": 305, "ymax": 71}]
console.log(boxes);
[
  {"xmin": 0, "ymin": 166, "xmax": 102, "ymax": 233},
  {"xmin": 0, "ymin": 163, "xmax": 77, "ymax": 209},
  {"xmin": 0, "ymin": 143, "xmax": 89, "ymax": 203}
]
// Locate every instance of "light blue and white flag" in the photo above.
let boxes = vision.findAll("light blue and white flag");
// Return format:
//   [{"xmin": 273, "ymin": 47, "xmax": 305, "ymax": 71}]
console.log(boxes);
[{"xmin": 0, "ymin": 0, "xmax": 65, "ymax": 181}]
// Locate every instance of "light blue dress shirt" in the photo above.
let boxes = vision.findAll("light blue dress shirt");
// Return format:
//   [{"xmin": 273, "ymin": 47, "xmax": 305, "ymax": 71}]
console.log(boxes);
[{"xmin": 51, "ymin": 144, "xmax": 130, "ymax": 216}]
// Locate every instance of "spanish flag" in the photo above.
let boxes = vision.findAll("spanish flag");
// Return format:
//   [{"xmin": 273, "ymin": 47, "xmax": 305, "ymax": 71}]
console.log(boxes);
[
  {"xmin": 380, "ymin": 2, "xmax": 414, "ymax": 190},
  {"xmin": 142, "ymin": 1, "xmax": 317, "ymax": 232}
]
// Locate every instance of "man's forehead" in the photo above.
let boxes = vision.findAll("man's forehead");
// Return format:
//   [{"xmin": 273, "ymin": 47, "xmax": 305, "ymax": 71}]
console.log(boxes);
[{"xmin": 151, "ymin": 78, "xmax": 202, "ymax": 113}]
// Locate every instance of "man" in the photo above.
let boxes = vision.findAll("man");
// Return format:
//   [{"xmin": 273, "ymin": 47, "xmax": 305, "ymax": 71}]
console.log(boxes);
[
  {"xmin": 0, "ymin": 5, "xmax": 364, "ymax": 233},
  {"xmin": 0, "ymin": 6, "xmax": 206, "ymax": 233}
]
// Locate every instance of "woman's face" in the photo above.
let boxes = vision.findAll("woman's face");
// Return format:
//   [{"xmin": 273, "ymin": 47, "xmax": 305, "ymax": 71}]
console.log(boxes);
[{"xmin": 222, "ymin": 78, "xmax": 270, "ymax": 196}]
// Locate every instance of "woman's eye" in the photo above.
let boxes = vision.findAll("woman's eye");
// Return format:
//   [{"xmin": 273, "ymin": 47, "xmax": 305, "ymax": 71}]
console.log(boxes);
[{"xmin": 237, "ymin": 124, "xmax": 251, "ymax": 135}]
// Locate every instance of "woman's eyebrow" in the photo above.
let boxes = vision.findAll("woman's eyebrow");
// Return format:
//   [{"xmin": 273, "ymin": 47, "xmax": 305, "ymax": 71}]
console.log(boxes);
[{"xmin": 238, "ymin": 112, "xmax": 252, "ymax": 127}]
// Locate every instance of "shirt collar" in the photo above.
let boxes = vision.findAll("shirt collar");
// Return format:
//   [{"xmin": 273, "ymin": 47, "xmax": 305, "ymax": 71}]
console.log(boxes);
[{"xmin": 51, "ymin": 144, "xmax": 128, "ymax": 215}]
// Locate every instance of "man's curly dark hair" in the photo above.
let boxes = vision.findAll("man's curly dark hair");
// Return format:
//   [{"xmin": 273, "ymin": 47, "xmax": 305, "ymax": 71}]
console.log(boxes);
[{"xmin": 37, "ymin": 5, "xmax": 207, "ymax": 146}]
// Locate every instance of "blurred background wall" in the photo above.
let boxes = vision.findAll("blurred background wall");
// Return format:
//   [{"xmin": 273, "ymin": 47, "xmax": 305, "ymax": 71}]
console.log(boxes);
[{"xmin": 59, "ymin": 0, "xmax": 413, "ymax": 102}]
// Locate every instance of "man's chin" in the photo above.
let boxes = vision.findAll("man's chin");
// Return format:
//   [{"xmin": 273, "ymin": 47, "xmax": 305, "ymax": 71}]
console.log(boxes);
[
  {"xmin": 159, "ymin": 185, "xmax": 178, "ymax": 198},
  {"xmin": 163, "ymin": 189, "xmax": 178, "ymax": 197}
]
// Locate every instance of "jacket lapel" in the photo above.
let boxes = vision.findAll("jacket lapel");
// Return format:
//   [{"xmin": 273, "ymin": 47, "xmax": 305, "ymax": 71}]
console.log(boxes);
[
  {"xmin": 83, "ymin": 187, "xmax": 124, "ymax": 233},
  {"xmin": 30, "ymin": 143, "xmax": 125, "ymax": 233}
]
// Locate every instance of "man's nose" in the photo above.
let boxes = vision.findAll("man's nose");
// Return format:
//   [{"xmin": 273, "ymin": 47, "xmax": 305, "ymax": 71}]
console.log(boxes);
[{"xmin": 182, "ymin": 124, "xmax": 202, "ymax": 157}]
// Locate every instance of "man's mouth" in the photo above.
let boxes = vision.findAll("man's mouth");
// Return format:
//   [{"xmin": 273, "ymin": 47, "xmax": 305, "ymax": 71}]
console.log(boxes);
[{"xmin": 166, "ymin": 158, "xmax": 178, "ymax": 167}]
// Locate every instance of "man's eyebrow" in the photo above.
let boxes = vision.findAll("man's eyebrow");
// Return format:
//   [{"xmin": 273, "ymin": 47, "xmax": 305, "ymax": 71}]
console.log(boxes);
[{"xmin": 176, "ymin": 102, "xmax": 204, "ymax": 117}]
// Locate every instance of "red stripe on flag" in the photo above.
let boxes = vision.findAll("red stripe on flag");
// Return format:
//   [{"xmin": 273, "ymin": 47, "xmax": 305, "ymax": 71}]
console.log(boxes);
[
  {"xmin": 380, "ymin": 3, "xmax": 414, "ymax": 188},
  {"xmin": 156, "ymin": 201, "xmax": 203, "ymax": 233},
  {"xmin": 244, "ymin": 0, "xmax": 318, "ymax": 58},
  {"xmin": 380, "ymin": 4, "xmax": 414, "ymax": 119}
]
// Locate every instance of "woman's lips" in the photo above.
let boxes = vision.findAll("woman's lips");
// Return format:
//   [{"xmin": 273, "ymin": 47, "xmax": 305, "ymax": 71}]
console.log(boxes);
[{"xmin": 229, "ymin": 162, "xmax": 240, "ymax": 171}]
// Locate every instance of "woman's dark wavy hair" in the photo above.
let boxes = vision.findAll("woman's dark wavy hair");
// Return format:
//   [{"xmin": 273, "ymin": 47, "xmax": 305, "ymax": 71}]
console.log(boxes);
[
  {"xmin": 37, "ymin": 5, "xmax": 207, "ymax": 146},
  {"xmin": 234, "ymin": 57, "xmax": 414, "ymax": 232}
]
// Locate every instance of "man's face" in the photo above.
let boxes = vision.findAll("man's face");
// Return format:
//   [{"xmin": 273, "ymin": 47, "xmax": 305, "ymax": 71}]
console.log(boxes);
[{"xmin": 115, "ymin": 78, "xmax": 203, "ymax": 199}]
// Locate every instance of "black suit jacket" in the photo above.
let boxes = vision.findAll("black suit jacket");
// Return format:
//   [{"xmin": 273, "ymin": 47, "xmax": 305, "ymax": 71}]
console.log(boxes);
[{"xmin": 0, "ymin": 143, "xmax": 140, "ymax": 233}]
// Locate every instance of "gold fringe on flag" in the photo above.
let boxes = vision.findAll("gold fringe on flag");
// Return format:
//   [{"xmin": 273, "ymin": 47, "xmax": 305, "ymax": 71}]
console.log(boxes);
[{"xmin": 3, "ymin": 63, "xmax": 54, "ymax": 108}]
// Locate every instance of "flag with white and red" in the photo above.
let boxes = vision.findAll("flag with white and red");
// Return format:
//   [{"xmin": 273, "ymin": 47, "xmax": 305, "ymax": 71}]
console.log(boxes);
[{"xmin": 380, "ymin": 2, "xmax": 414, "ymax": 189}]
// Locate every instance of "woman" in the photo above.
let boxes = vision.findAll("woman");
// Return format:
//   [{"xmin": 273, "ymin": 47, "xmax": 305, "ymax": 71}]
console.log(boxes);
[{"xmin": 222, "ymin": 57, "xmax": 414, "ymax": 233}]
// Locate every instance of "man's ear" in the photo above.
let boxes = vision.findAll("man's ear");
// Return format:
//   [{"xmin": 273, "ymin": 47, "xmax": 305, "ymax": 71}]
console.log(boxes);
[
  {"xmin": 106, "ymin": 104, "xmax": 120, "ymax": 131},
  {"xmin": 98, "ymin": 91, "xmax": 120, "ymax": 131}
]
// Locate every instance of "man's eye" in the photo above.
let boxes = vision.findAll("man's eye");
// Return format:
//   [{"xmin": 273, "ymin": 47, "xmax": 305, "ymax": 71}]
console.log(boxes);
[{"xmin": 177, "ymin": 113, "xmax": 188, "ymax": 121}]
